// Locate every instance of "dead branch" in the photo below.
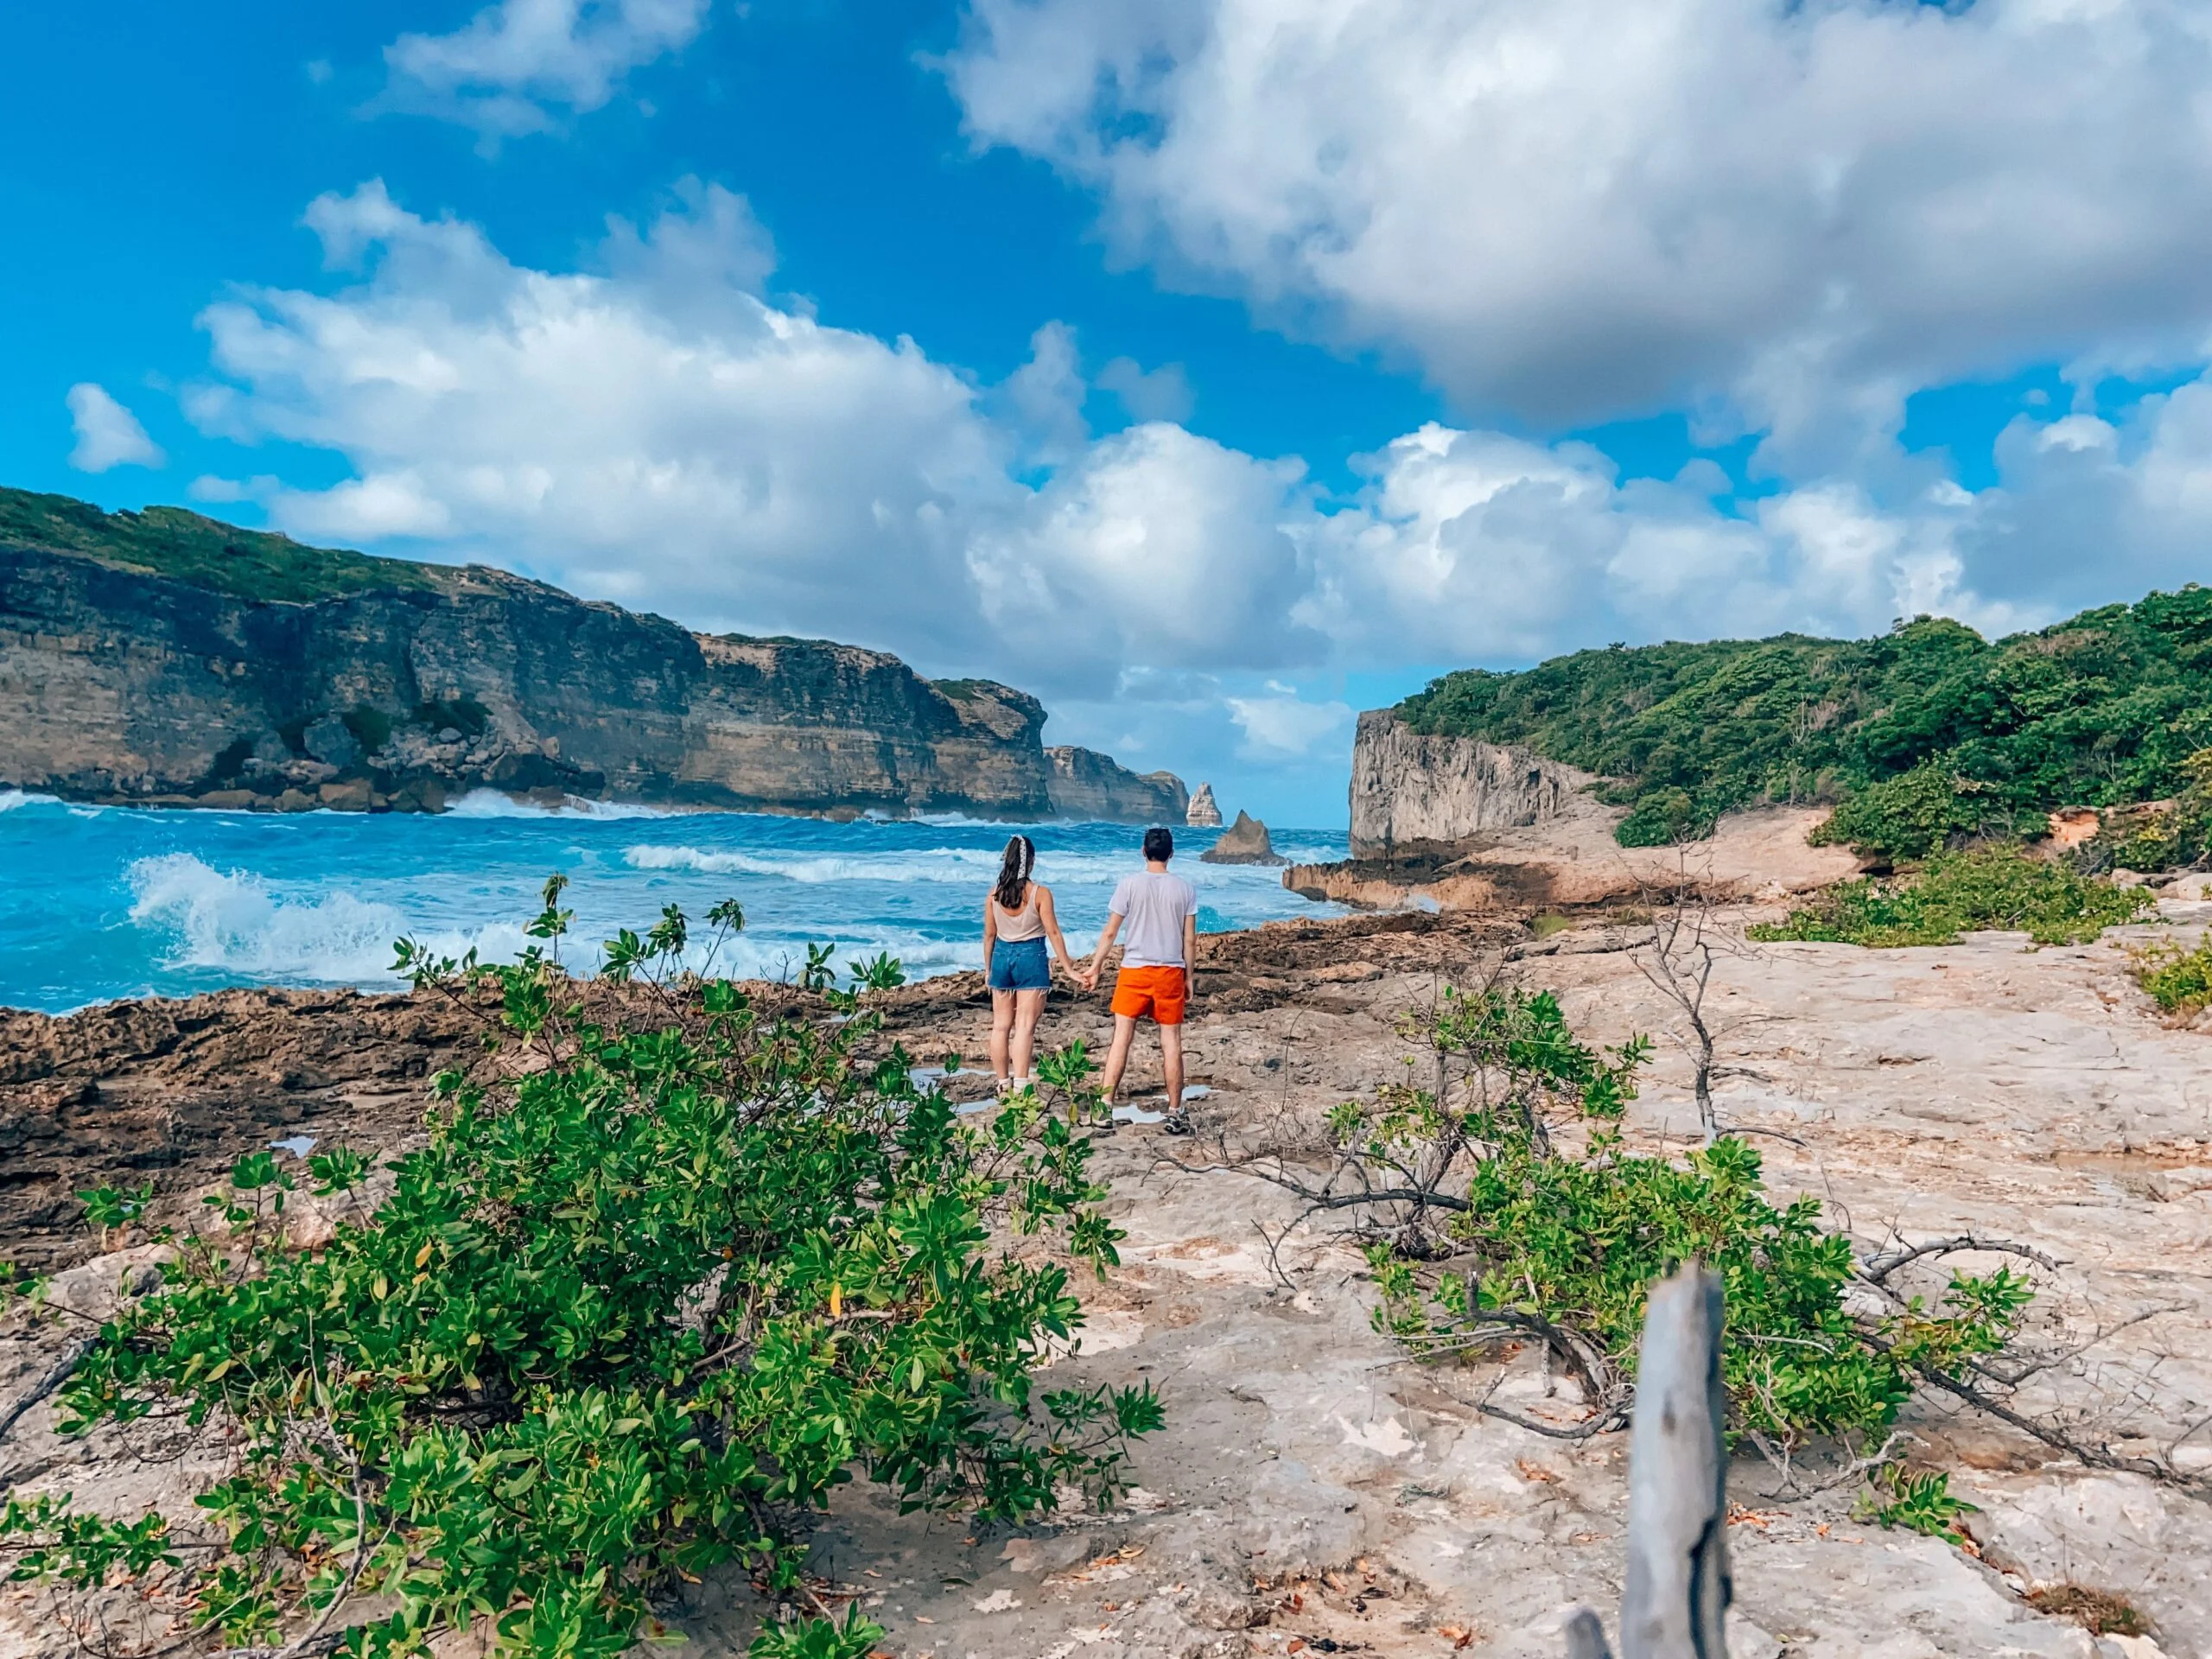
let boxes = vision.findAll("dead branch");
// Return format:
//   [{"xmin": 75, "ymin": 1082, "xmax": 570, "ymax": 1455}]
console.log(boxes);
[{"xmin": 1859, "ymin": 1235, "xmax": 2063, "ymax": 1282}]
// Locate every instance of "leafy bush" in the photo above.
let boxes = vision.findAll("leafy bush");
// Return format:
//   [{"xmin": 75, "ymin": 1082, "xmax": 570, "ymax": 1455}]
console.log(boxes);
[
  {"xmin": 2077, "ymin": 747, "xmax": 2212, "ymax": 874},
  {"xmin": 1395, "ymin": 588, "xmax": 2212, "ymax": 848},
  {"xmin": 1748, "ymin": 847, "xmax": 2155, "ymax": 947},
  {"xmin": 1615, "ymin": 787, "xmax": 1706, "ymax": 848},
  {"xmin": 1807, "ymin": 761, "xmax": 2001, "ymax": 861},
  {"xmin": 2, "ymin": 885, "xmax": 1157, "ymax": 1658},
  {"xmin": 1313, "ymin": 987, "xmax": 2034, "ymax": 1458},
  {"xmin": 2130, "ymin": 938, "xmax": 2212, "ymax": 1018},
  {"xmin": 1855, "ymin": 1466, "xmax": 1978, "ymax": 1541}
]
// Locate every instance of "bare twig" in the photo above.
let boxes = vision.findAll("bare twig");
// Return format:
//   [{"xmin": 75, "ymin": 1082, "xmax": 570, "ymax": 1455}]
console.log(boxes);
[{"xmin": 1859, "ymin": 1236, "xmax": 2063, "ymax": 1282}]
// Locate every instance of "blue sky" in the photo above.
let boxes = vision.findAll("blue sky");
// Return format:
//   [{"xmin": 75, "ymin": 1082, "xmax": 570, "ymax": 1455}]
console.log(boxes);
[{"xmin": 11, "ymin": 1, "xmax": 2212, "ymax": 824}]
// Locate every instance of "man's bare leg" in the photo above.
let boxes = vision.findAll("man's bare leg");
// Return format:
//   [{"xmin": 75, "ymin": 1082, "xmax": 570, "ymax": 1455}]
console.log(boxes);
[
  {"xmin": 1100, "ymin": 1014, "xmax": 1140, "ymax": 1103},
  {"xmin": 1159, "ymin": 1024, "xmax": 1192, "ymax": 1131}
]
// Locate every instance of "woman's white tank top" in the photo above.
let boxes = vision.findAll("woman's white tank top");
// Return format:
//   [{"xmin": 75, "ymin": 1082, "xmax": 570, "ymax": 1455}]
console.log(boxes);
[{"xmin": 994, "ymin": 883, "xmax": 1046, "ymax": 942}]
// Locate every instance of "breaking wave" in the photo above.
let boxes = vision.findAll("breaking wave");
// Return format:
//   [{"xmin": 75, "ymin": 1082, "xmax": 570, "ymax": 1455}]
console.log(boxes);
[
  {"xmin": 444, "ymin": 790, "xmax": 672, "ymax": 820},
  {"xmin": 623, "ymin": 844, "xmax": 1006, "ymax": 885},
  {"xmin": 126, "ymin": 854, "xmax": 521, "ymax": 984}
]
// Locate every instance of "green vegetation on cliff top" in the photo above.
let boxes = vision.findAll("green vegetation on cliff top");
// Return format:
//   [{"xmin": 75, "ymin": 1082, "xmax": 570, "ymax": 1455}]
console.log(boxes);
[
  {"xmin": 0, "ymin": 484, "xmax": 438, "ymax": 603},
  {"xmin": 1396, "ymin": 588, "xmax": 2212, "ymax": 849}
]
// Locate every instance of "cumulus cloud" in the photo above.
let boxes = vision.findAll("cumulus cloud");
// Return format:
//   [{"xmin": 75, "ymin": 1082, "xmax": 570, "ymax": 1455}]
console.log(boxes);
[
  {"xmin": 944, "ymin": 0, "xmax": 2212, "ymax": 468},
  {"xmin": 969, "ymin": 421, "xmax": 1323, "ymax": 689},
  {"xmin": 66, "ymin": 384, "xmax": 166, "ymax": 473},
  {"xmin": 382, "ymin": 0, "xmax": 709, "ymax": 137},
  {"xmin": 188, "ymin": 180, "xmax": 1009, "ymax": 651},
  {"xmin": 1227, "ymin": 683, "xmax": 1352, "ymax": 760},
  {"xmin": 1096, "ymin": 356, "xmax": 1193, "ymax": 424}
]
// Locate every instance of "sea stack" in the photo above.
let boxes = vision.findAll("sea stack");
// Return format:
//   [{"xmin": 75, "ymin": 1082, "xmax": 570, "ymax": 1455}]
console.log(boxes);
[
  {"xmin": 1201, "ymin": 809, "xmax": 1284, "ymax": 865},
  {"xmin": 1186, "ymin": 781, "xmax": 1224, "ymax": 826}
]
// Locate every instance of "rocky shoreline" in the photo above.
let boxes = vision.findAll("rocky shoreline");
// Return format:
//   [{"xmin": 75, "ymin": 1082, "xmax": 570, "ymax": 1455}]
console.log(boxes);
[{"xmin": 5, "ymin": 905, "xmax": 2212, "ymax": 1656}]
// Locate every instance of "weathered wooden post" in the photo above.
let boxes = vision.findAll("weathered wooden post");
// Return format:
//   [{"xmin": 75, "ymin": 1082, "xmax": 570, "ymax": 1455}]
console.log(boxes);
[{"xmin": 1562, "ymin": 1262, "xmax": 1731, "ymax": 1659}]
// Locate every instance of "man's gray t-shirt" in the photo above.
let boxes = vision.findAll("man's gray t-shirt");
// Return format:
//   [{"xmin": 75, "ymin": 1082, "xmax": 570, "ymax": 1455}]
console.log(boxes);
[{"xmin": 1109, "ymin": 870, "xmax": 1199, "ymax": 968}]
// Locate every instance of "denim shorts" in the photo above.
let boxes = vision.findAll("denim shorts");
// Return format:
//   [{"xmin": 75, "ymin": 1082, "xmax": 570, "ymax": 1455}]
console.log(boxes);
[{"xmin": 988, "ymin": 938, "xmax": 1051, "ymax": 991}]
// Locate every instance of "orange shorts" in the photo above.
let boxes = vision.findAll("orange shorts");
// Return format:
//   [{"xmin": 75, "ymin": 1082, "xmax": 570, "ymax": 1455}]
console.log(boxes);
[{"xmin": 1111, "ymin": 965, "xmax": 1187, "ymax": 1026}]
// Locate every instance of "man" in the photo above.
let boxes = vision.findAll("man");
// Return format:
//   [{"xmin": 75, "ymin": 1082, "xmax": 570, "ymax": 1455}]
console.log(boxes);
[{"xmin": 1081, "ymin": 825, "xmax": 1200, "ymax": 1129}]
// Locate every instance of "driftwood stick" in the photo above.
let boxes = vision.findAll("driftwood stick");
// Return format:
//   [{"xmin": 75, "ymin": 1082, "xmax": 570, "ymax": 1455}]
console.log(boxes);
[{"xmin": 1618, "ymin": 1264, "xmax": 1730, "ymax": 1659}]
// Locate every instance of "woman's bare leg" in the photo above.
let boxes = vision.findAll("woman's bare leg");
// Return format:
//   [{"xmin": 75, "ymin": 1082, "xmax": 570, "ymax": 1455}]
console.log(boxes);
[
  {"xmin": 989, "ymin": 988, "xmax": 1015, "ymax": 1081},
  {"xmin": 1011, "ymin": 988, "xmax": 1047, "ymax": 1080}
]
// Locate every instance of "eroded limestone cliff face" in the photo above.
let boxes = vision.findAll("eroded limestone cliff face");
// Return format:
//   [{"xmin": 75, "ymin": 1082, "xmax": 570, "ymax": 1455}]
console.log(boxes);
[
  {"xmin": 0, "ymin": 508, "xmax": 1178, "ymax": 820},
  {"xmin": 1348, "ymin": 709, "xmax": 1606, "ymax": 856},
  {"xmin": 1042, "ymin": 746, "xmax": 1189, "ymax": 823}
]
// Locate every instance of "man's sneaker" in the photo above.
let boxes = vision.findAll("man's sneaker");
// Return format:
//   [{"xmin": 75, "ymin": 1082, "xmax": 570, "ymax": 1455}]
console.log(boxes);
[{"xmin": 1162, "ymin": 1109, "xmax": 1193, "ymax": 1135}]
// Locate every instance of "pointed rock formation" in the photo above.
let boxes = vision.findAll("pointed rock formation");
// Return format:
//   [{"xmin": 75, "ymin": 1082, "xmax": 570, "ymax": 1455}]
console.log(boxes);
[
  {"xmin": 1201, "ymin": 810, "xmax": 1284, "ymax": 865},
  {"xmin": 1186, "ymin": 782, "xmax": 1223, "ymax": 827}
]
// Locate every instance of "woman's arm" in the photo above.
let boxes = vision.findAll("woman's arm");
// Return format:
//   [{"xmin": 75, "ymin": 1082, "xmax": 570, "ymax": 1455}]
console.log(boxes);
[
  {"xmin": 982, "ymin": 895, "xmax": 998, "ymax": 955},
  {"xmin": 1036, "ymin": 885, "xmax": 1075, "ymax": 972}
]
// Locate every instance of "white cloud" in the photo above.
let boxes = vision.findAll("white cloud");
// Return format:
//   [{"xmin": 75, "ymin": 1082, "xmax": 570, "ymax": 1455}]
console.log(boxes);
[
  {"xmin": 382, "ymin": 0, "xmax": 709, "ymax": 137},
  {"xmin": 189, "ymin": 181, "xmax": 1011, "ymax": 652},
  {"xmin": 66, "ymin": 384, "xmax": 166, "ymax": 473},
  {"xmin": 1226, "ymin": 684, "xmax": 1351, "ymax": 759},
  {"xmin": 1096, "ymin": 356, "xmax": 1193, "ymax": 424},
  {"xmin": 969, "ymin": 421, "xmax": 1322, "ymax": 690},
  {"xmin": 944, "ymin": 0, "xmax": 2212, "ymax": 467}
]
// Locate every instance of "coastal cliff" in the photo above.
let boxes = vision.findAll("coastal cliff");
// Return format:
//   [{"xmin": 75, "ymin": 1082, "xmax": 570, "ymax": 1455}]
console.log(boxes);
[
  {"xmin": 1348, "ymin": 709, "xmax": 1603, "ymax": 857},
  {"xmin": 0, "ymin": 487, "xmax": 1179, "ymax": 820},
  {"xmin": 1042, "ymin": 746, "xmax": 1189, "ymax": 823}
]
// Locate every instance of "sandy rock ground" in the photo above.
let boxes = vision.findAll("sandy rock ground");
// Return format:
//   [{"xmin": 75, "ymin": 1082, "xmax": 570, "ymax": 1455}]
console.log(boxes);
[
  {"xmin": 4, "ymin": 905, "xmax": 2210, "ymax": 1659},
  {"xmin": 1286, "ymin": 805, "xmax": 1865, "ymax": 911}
]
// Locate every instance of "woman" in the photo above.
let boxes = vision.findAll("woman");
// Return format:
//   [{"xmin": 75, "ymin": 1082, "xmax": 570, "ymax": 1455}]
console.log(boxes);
[{"xmin": 982, "ymin": 834, "xmax": 1077, "ymax": 1091}]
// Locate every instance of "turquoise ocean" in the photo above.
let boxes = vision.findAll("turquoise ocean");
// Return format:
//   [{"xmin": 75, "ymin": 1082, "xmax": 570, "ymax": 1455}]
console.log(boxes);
[{"xmin": 0, "ymin": 789, "xmax": 1347, "ymax": 1014}]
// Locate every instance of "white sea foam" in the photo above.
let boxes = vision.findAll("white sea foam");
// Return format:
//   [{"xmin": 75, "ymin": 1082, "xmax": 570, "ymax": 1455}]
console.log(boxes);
[
  {"xmin": 0, "ymin": 790, "xmax": 65, "ymax": 813},
  {"xmin": 126, "ymin": 854, "xmax": 524, "ymax": 984},
  {"xmin": 444, "ymin": 790, "xmax": 672, "ymax": 820},
  {"xmin": 623, "ymin": 843, "xmax": 1005, "ymax": 885}
]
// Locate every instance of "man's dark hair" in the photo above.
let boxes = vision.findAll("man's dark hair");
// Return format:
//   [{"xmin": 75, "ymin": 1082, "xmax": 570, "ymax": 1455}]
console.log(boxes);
[{"xmin": 1142, "ymin": 826, "xmax": 1174, "ymax": 862}]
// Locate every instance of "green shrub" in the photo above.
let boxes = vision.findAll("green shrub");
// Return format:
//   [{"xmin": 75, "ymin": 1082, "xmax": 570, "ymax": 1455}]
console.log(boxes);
[
  {"xmin": 1332, "ymin": 988, "xmax": 2034, "ymax": 1456},
  {"xmin": 2, "ymin": 884, "xmax": 1156, "ymax": 1658},
  {"xmin": 2131, "ymin": 938, "xmax": 2212, "ymax": 1017},
  {"xmin": 1808, "ymin": 761, "xmax": 1997, "ymax": 860},
  {"xmin": 1749, "ymin": 847, "xmax": 2155, "ymax": 947},
  {"xmin": 2078, "ymin": 747, "xmax": 2212, "ymax": 874},
  {"xmin": 1616, "ymin": 787, "xmax": 1707, "ymax": 847},
  {"xmin": 1855, "ymin": 1466, "xmax": 1979, "ymax": 1541}
]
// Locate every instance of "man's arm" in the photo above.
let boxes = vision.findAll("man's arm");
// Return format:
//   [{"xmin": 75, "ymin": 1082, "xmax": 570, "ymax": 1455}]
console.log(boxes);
[
  {"xmin": 1084, "ymin": 912, "xmax": 1123, "ymax": 989},
  {"xmin": 1182, "ymin": 911, "xmax": 1198, "ymax": 976}
]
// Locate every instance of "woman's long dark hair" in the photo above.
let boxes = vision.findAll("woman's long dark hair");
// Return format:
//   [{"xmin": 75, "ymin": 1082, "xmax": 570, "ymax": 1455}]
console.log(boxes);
[{"xmin": 994, "ymin": 835, "xmax": 1036, "ymax": 911}]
